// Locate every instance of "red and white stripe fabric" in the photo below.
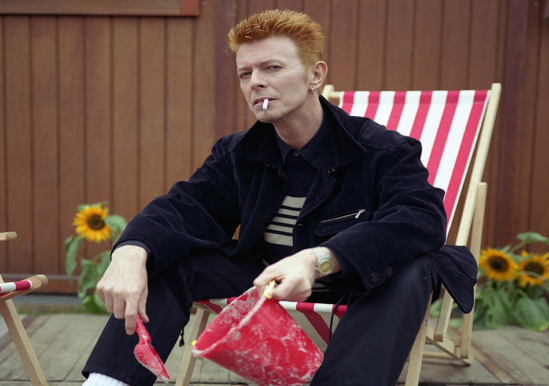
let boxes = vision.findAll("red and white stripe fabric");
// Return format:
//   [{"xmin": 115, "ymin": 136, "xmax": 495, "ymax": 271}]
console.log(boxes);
[
  {"xmin": 196, "ymin": 298, "xmax": 347, "ymax": 350},
  {"xmin": 0, "ymin": 280, "xmax": 32, "ymax": 296},
  {"xmin": 340, "ymin": 89, "xmax": 490, "ymax": 230}
]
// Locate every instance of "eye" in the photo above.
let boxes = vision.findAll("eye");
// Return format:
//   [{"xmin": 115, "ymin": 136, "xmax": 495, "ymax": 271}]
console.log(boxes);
[{"xmin": 238, "ymin": 72, "xmax": 251, "ymax": 80}]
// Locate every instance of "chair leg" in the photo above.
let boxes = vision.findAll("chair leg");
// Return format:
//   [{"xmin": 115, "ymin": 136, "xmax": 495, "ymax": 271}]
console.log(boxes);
[
  {"xmin": 404, "ymin": 295, "xmax": 432, "ymax": 386},
  {"xmin": 0, "ymin": 299, "xmax": 48, "ymax": 385},
  {"xmin": 175, "ymin": 307, "xmax": 211, "ymax": 386}
]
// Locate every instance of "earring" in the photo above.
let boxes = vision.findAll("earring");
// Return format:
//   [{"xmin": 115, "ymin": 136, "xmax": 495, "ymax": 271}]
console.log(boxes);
[{"xmin": 311, "ymin": 87, "xmax": 315, "ymax": 96}]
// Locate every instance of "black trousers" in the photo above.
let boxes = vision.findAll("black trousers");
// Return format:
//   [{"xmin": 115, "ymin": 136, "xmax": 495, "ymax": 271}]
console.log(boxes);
[{"xmin": 83, "ymin": 250, "xmax": 437, "ymax": 386}]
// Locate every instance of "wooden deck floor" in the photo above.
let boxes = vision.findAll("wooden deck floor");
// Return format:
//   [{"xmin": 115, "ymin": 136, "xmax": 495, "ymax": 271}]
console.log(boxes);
[{"xmin": 1, "ymin": 312, "xmax": 549, "ymax": 385}]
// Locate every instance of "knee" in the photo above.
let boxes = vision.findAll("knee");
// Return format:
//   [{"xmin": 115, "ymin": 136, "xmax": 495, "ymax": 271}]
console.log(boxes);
[{"xmin": 393, "ymin": 254, "xmax": 438, "ymax": 294}]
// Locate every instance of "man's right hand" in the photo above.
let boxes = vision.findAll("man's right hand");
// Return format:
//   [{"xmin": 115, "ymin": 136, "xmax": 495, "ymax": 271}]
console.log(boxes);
[{"xmin": 96, "ymin": 245, "xmax": 149, "ymax": 335}]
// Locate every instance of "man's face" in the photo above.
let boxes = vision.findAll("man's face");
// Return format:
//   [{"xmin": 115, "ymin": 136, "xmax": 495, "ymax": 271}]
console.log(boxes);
[{"xmin": 236, "ymin": 35, "xmax": 312, "ymax": 125}]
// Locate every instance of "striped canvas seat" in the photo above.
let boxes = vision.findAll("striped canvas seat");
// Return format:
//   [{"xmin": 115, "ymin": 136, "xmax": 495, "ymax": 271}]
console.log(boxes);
[
  {"xmin": 339, "ymin": 89, "xmax": 490, "ymax": 230},
  {"xmin": 176, "ymin": 84, "xmax": 501, "ymax": 386}
]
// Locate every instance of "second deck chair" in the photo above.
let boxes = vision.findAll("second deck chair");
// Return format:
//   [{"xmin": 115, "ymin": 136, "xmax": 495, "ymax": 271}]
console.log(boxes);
[
  {"xmin": 176, "ymin": 83, "xmax": 501, "ymax": 386},
  {"xmin": 0, "ymin": 232, "xmax": 49, "ymax": 386}
]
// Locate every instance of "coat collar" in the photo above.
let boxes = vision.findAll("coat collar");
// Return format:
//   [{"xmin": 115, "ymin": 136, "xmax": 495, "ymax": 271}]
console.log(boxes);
[{"xmin": 232, "ymin": 96, "xmax": 366, "ymax": 171}]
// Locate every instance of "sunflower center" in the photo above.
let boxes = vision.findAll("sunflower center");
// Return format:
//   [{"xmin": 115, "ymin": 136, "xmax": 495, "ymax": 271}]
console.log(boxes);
[
  {"xmin": 524, "ymin": 262, "xmax": 544, "ymax": 276},
  {"xmin": 86, "ymin": 215, "xmax": 106, "ymax": 231},
  {"xmin": 489, "ymin": 256, "xmax": 508, "ymax": 272}
]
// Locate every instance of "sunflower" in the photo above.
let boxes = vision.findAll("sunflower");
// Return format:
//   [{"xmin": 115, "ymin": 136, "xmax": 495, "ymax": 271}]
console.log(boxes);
[
  {"xmin": 517, "ymin": 252, "xmax": 549, "ymax": 288},
  {"xmin": 72, "ymin": 204, "xmax": 112, "ymax": 243},
  {"xmin": 479, "ymin": 247, "xmax": 518, "ymax": 282}
]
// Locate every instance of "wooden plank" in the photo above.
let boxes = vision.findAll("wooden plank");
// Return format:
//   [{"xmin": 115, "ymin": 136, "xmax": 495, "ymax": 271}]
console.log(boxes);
[
  {"xmin": 112, "ymin": 17, "xmax": 139, "ymax": 221},
  {"xmin": 495, "ymin": 0, "xmax": 529, "ymax": 247},
  {"xmin": 440, "ymin": 0, "xmax": 472, "ymax": 90},
  {"xmin": 84, "ymin": 17, "xmax": 112, "ymax": 259},
  {"xmin": 58, "ymin": 16, "xmax": 86, "ymax": 275},
  {"xmin": 0, "ymin": 17, "xmax": 7, "ymax": 271},
  {"xmin": 385, "ymin": 0, "xmax": 414, "ymax": 90},
  {"xmin": 232, "ymin": 0, "xmax": 250, "ymax": 134},
  {"xmin": 472, "ymin": 328, "xmax": 535, "ymax": 384},
  {"xmin": 482, "ymin": 0, "xmax": 507, "ymax": 251},
  {"xmin": 0, "ymin": 301, "xmax": 47, "ymax": 384},
  {"xmin": 36, "ymin": 315, "xmax": 104, "ymax": 381},
  {"xmin": 166, "ymin": 18, "xmax": 194, "ymax": 185},
  {"xmin": 0, "ymin": 313, "xmax": 72, "ymax": 381},
  {"xmin": 276, "ymin": 0, "xmax": 303, "ymax": 12},
  {"xmin": 529, "ymin": 1, "xmax": 549, "ymax": 248},
  {"xmin": 356, "ymin": 0, "xmax": 387, "ymax": 91},
  {"xmin": 139, "ymin": 17, "xmax": 166, "ymax": 208},
  {"xmin": 215, "ymin": 0, "xmax": 237, "ymax": 140},
  {"xmin": 0, "ymin": 0, "xmax": 200, "ymax": 17},
  {"xmin": 4, "ymin": 16, "xmax": 34, "ymax": 274},
  {"xmin": 328, "ymin": 0, "xmax": 359, "ymax": 91},
  {"xmin": 30, "ymin": 16, "xmax": 60, "ymax": 275},
  {"xmin": 64, "ymin": 315, "xmax": 108, "ymax": 381},
  {"xmin": 516, "ymin": 0, "xmax": 543, "ymax": 245},
  {"xmin": 413, "ymin": 0, "xmax": 443, "ymax": 90},
  {"xmin": 192, "ymin": 0, "xmax": 218, "ymax": 170}
]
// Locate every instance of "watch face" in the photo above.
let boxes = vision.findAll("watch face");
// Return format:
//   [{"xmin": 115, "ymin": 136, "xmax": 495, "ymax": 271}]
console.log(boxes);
[{"xmin": 319, "ymin": 259, "xmax": 334, "ymax": 274}]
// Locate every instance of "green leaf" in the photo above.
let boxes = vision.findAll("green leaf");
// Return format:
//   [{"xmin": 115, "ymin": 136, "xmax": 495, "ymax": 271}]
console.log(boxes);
[
  {"xmin": 485, "ymin": 292, "xmax": 509, "ymax": 329},
  {"xmin": 516, "ymin": 232, "xmax": 549, "ymax": 246},
  {"xmin": 429, "ymin": 299, "xmax": 442, "ymax": 318},
  {"xmin": 82, "ymin": 292, "xmax": 108, "ymax": 314},
  {"xmin": 104, "ymin": 214, "xmax": 127, "ymax": 234},
  {"xmin": 97, "ymin": 251, "xmax": 111, "ymax": 278},
  {"xmin": 64, "ymin": 235, "xmax": 84, "ymax": 279},
  {"xmin": 514, "ymin": 297, "xmax": 549, "ymax": 331},
  {"xmin": 78, "ymin": 259, "xmax": 99, "ymax": 299}
]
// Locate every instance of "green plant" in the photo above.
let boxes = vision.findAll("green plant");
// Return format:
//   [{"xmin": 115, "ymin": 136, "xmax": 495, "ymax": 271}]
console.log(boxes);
[
  {"xmin": 433, "ymin": 232, "xmax": 549, "ymax": 331},
  {"xmin": 64, "ymin": 202, "xmax": 127, "ymax": 313}
]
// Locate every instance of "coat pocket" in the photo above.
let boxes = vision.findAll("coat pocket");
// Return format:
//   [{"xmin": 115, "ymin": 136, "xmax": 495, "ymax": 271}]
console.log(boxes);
[{"xmin": 315, "ymin": 209, "xmax": 371, "ymax": 236}]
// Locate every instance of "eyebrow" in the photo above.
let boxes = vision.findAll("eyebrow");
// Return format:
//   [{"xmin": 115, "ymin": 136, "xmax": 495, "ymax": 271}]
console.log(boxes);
[{"xmin": 237, "ymin": 58, "xmax": 284, "ymax": 73}]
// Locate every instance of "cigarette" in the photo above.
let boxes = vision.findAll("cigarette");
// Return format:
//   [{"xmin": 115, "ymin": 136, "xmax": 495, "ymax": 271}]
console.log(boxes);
[{"xmin": 262, "ymin": 99, "xmax": 269, "ymax": 111}]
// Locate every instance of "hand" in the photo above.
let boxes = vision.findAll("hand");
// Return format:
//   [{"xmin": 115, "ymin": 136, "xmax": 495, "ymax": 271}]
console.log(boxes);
[
  {"xmin": 96, "ymin": 245, "xmax": 149, "ymax": 335},
  {"xmin": 253, "ymin": 248, "xmax": 318, "ymax": 301}
]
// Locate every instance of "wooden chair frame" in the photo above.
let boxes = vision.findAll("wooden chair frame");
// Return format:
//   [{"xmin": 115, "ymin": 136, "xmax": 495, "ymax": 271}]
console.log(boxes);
[
  {"xmin": 1, "ymin": 232, "xmax": 49, "ymax": 386},
  {"xmin": 175, "ymin": 83, "xmax": 501, "ymax": 386}
]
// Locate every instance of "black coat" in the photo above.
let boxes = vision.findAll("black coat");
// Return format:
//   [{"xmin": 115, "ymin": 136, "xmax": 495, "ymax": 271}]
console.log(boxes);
[{"xmin": 115, "ymin": 97, "xmax": 477, "ymax": 313}]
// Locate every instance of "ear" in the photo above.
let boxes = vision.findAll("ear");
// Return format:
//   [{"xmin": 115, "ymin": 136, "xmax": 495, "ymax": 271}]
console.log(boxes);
[{"xmin": 310, "ymin": 61, "xmax": 328, "ymax": 93}]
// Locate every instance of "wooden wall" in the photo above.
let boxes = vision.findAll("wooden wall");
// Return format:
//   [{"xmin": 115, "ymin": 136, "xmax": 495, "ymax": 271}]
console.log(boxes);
[{"xmin": 1, "ymin": 0, "xmax": 548, "ymax": 292}]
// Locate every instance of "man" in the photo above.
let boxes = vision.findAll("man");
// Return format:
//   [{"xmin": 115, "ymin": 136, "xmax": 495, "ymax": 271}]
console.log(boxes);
[{"xmin": 83, "ymin": 10, "xmax": 477, "ymax": 386}]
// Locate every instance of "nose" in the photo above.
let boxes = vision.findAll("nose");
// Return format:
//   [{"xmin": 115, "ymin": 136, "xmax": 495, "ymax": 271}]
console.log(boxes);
[{"xmin": 250, "ymin": 71, "xmax": 266, "ymax": 90}]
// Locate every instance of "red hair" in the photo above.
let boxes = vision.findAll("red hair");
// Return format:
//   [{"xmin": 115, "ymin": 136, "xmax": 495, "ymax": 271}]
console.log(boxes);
[{"xmin": 227, "ymin": 9, "xmax": 324, "ymax": 67}]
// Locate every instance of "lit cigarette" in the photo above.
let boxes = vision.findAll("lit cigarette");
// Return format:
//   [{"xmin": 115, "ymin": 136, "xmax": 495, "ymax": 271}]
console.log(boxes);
[{"xmin": 262, "ymin": 99, "xmax": 269, "ymax": 111}]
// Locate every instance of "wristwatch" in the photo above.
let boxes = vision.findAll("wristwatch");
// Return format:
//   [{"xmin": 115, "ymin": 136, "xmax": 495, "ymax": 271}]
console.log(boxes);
[{"xmin": 314, "ymin": 247, "xmax": 335, "ymax": 277}]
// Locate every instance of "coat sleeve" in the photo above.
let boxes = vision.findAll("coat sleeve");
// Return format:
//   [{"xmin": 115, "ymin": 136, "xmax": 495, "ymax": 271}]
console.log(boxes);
[
  {"xmin": 113, "ymin": 136, "xmax": 241, "ymax": 275},
  {"xmin": 321, "ymin": 138, "xmax": 447, "ymax": 294}
]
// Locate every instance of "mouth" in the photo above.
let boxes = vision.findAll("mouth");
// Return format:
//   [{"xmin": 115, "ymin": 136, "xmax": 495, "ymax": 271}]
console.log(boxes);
[{"xmin": 253, "ymin": 97, "xmax": 272, "ymax": 107}]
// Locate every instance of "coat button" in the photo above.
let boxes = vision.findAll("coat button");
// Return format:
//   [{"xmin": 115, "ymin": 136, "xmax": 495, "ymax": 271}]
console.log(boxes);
[
  {"xmin": 386, "ymin": 267, "xmax": 393, "ymax": 277},
  {"xmin": 262, "ymin": 217, "xmax": 271, "ymax": 225},
  {"xmin": 370, "ymin": 273, "xmax": 379, "ymax": 283}
]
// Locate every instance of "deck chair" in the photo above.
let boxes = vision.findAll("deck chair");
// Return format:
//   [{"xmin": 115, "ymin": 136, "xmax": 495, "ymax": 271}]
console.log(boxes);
[
  {"xmin": 0, "ymin": 232, "xmax": 49, "ymax": 386},
  {"xmin": 175, "ymin": 83, "xmax": 501, "ymax": 386}
]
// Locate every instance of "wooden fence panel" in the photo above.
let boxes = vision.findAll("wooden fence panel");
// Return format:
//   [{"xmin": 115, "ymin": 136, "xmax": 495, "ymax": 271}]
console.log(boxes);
[
  {"xmin": 113, "ymin": 17, "xmax": 140, "ymax": 221},
  {"xmin": 139, "ymin": 17, "xmax": 167, "ymax": 209},
  {"xmin": 31, "ymin": 16, "xmax": 60, "ymax": 274},
  {"xmin": 58, "ymin": 17, "xmax": 86, "ymax": 276},
  {"xmin": 0, "ymin": 18, "xmax": 6, "ymax": 270},
  {"xmin": 1, "ymin": 0, "xmax": 549, "ymax": 290},
  {"xmin": 5, "ymin": 16, "xmax": 33, "ymax": 274}
]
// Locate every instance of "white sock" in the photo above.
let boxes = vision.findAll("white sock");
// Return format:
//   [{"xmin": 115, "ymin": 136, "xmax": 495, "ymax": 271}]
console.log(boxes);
[{"xmin": 83, "ymin": 373, "xmax": 130, "ymax": 386}]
